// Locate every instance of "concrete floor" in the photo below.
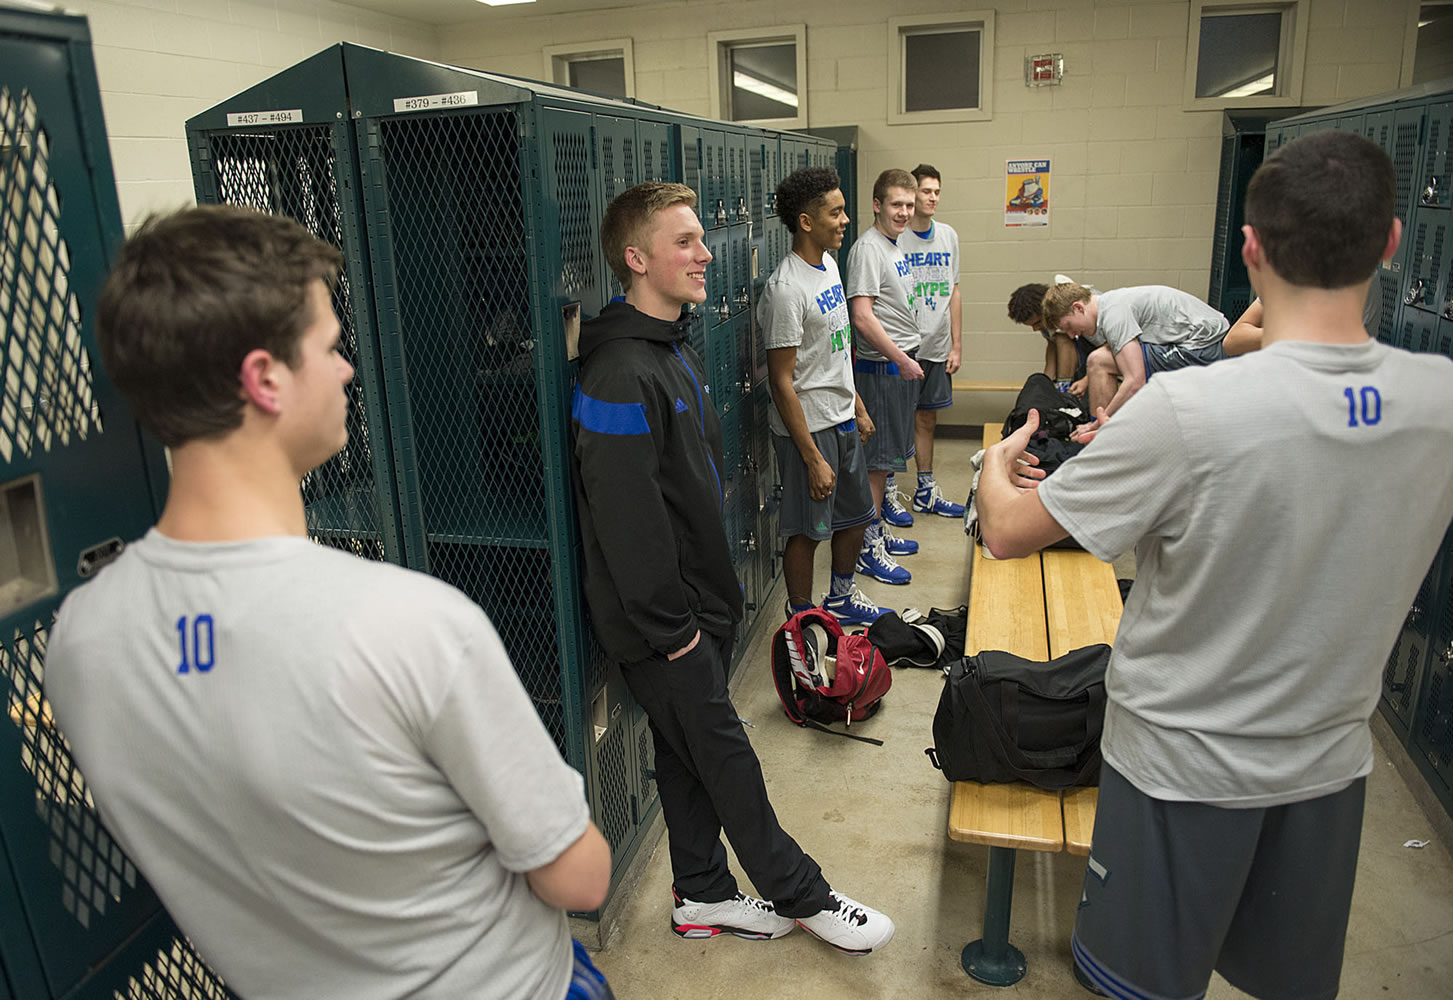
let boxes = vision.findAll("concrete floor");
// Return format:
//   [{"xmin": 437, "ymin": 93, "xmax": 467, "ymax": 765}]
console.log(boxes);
[{"xmin": 590, "ymin": 434, "xmax": 1453, "ymax": 999}]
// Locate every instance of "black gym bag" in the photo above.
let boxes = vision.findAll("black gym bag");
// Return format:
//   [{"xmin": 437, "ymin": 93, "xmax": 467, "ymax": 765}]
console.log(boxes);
[{"xmin": 925, "ymin": 644, "xmax": 1110, "ymax": 790}]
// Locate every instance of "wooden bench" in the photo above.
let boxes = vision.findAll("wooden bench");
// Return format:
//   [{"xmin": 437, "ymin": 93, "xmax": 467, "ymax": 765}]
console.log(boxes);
[
  {"xmin": 950, "ymin": 379, "xmax": 1022, "ymax": 394},
  {"xmin": 947, "ymin": 424, "xmax": 1122, "ymax": 984},
  {"xmin": 1044, "ymin": 548, "xmax": 1122, "ymax": 857}
]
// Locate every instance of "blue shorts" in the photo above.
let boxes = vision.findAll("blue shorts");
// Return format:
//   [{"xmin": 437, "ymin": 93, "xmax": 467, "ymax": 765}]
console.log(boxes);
[{"xmin": 565, "ymin": 938, "xmax": 615, "ymax": 999}]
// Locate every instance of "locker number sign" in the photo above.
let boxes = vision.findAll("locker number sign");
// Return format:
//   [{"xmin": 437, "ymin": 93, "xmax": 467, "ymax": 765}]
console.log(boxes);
[{"xmin": 393, "ymin": 91, "xmax": 480, "ymax": 113}]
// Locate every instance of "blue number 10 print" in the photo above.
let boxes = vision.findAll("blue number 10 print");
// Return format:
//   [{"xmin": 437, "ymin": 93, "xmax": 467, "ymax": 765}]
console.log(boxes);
[
  {"xmin": 1343, "ymin": 386, "xmax": 1382, "ymax": 428},
  {"xmin": 176, "ymin": 614, "xmax": 216, "ymax": 674}
]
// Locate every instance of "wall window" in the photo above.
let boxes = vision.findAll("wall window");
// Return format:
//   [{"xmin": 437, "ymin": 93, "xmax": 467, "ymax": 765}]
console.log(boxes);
[
  {"xmin": 887, "ymin": 12, "xmax": 995, "ymax": 125},
  {"xmin": 706, "ymin": 25, "xmax": 808, "ymax": 129},
  {"xmin": 1412, "ymin": 3, "xmax": 1453, "ymax": 86},
  {"xmin": 1184, "ymin": 2, "xmax": 1308, "ymax": 109},
  {"xmin": 543, "ymin": 39, "xmax": 635, "ymax": 100}
]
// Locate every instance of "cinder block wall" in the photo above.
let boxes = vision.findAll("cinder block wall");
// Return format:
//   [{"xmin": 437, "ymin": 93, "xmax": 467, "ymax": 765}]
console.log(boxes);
[
  {"xmin": 36, "ymin": 0, "xmax": 1419, "ymax": 420},
  {"xmin": 439, "ymin": 0, "xmax": 1415, "ymax": 421},
  {"xmin": 53, "ymin": 0, "xmax": 441, "ymax": 232}
]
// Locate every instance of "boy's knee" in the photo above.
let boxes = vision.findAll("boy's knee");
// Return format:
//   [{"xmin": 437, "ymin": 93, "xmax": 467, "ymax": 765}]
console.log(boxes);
[{"xmin": 1087, "ymin": 346, "xmax": 1115, "ymax": 373}]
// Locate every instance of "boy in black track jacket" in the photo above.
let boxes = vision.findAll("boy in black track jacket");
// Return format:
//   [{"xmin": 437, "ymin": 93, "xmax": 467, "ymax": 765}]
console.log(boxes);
[
  {"xmin": 571, "ymin": 300, "xmax": 740, "ymax": 664},
  {"xmin": 571, "ymin": 183, "xmax": 894, "ymax": 956}
]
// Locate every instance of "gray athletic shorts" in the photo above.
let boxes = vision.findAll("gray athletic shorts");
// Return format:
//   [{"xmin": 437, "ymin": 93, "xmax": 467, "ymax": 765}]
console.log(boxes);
[
  {"xmin": 772, "ymin": 421, "xmax": 875, "ymax": 541},
  {"xmin": 1141, "ymin": 340, "xmax": 1227, "ymax": 376},
  {"xmin": 917, "ymin": 359, "xmax": 953, "ymax": 410},
  {"xmin": 1073, "ymin": 764, "xmax": 1365, "ymax": 1000},
  {"xmin": 853, "ymin": 362, "xmax": 917, "ymax": 472}
]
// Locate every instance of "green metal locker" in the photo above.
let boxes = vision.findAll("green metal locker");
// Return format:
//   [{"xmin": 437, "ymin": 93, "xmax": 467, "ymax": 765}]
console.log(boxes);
[{"xmin": 0, "ymin": 8, "xmax": 230, "ymax": 998}]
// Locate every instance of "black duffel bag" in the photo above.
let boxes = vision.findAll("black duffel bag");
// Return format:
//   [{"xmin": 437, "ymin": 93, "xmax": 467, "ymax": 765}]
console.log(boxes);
[{"xmin": 925, "ymin": 644, "xmax": 1109, "ymax": 789}]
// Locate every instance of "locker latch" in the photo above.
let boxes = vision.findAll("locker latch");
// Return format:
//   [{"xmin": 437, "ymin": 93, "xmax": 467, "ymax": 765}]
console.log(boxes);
[
  {"xmin": 717, "ymin": 296, "xmax": 731, "ymax": 322},
  {"xmin": 1404, "ymin": 277, "xmax": 1427, "ymax": 306},
  {"xmin": 714, "ymin": 200, "xmax": 728, "ymax": 226},
  {"xmin": 1421, "ymin": 175, "xmax": 1443, "ymax": 207},
  {"xmin": 735, "ymin": 197, "xmax": 749, "ymax": 222}
]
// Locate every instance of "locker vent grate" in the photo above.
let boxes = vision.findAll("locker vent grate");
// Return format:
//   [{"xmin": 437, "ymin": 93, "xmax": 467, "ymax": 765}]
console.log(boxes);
[{"xmin": 0, "ymin": 87, "xmax": 102, "ymax": 464}]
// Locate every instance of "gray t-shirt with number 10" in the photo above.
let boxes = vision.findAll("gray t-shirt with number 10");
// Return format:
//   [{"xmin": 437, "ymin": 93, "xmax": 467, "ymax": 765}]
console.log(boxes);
[
  {"xmin": 845, "ymin": 226, "xmax": 920, "ymax": 359},
  {"xmin": 1038, "ymin": 340, "xmax": 1453, "ymax": 808},
  {"xmin": 1096, "ymin": 285, "xmax": 1228, "ymax": 355},
  {"xmin": 759, "ymin": 250, "xmax": 857, "ymax": 435},
  {"xmin": 45, "ymin": 531, "xmax": 589, "ymax": 1000}
]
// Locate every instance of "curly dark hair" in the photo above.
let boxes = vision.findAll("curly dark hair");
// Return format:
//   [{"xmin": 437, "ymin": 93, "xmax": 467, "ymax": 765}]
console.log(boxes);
[
  {"xmin": 775, "ymin": 166, "xmax": 841, "ymax": 232},
  {"xmin": 1007, "ymin": 283, "xmax": 1050, "ymax": 324}
]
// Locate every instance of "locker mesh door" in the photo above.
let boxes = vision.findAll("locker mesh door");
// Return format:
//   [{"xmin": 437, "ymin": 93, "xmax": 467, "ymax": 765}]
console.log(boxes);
[
  {"xmin": 199, "ymin": 126, "xmax": 397, "ymax": 564},
  {"xmin": 1421, "ymin": 102, "xmax": 1450, "ymax": 210},
  {"xmin": 597, "ymin": 115, "xmax": 638, "ymax": 303},
  {"xmin": 1393, "ymin": 109, "xmax": 1424, "ymax": 238},
  {"xmin": 1383, "ymin": 571, "xmax": 1436, "ymax": 732},
  {"xmin": 360, "ymin": 106, "xmax": 607, "ymax": 771},
  {"xmin": 1413, "ymin": 547, "xmax": 1453, "ymax": 799},
  {"xmin": 0, "ymin": 48, "xmax": 232, "ymax": 998},
  {"xmin": 1405, "ymin": 216, "xmax": 1447, "ymax": 314}
]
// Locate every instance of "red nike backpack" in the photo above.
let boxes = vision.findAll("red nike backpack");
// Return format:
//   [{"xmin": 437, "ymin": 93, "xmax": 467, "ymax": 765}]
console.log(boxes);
[{"xmin": 771, "ymin": 608, "xmax": 892, "ymax": 737}]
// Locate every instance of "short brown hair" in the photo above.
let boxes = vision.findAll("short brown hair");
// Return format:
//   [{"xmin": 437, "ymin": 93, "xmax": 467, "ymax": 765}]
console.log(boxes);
[
  {"xmin": 911, "ymin": 163, "xmax": 940, "ymax": 185},
  {"xmin": 1245, "ymin": 131, "xmax": 1395, "ymax": 288},
  {"xmin": 872, "ymin": 169, "xmax": 917, "ymax": 204},
  {"xmin": 601, "ymin": 182, "xmax": 698, "ymax": 290},
  {"xmin": 1040, "ymin": 282, "xmax": 1093, "ymax": 330},
  {"xmin": 97, "ymin": 205, "xmax": 340, "ymax": 448}
]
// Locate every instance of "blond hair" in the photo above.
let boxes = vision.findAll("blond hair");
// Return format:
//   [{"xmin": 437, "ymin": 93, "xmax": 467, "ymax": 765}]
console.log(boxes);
[
  {"xmin": 1040, "ymin": 282, "xmax": 1093, "ymax": 330},
  {"xmin": 601, "ymin": 182, "xmax": 698, "ymax": 290}
]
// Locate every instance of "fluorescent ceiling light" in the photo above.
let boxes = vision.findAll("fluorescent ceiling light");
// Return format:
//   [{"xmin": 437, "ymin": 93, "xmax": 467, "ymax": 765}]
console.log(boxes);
[
  {"xmin": 1219, "ymin": 72, "xmax": 1275, "ymax": 98},
  {"xmin": 475, "ymin": 0, "xmax": 536, "ymax": 6},
  {"xmin": 732, "ymin": 69, "xmax": 798, "ymax": 109}
]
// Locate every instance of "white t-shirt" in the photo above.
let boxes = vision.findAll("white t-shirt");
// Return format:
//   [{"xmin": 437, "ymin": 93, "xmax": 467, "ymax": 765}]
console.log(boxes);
[
  {"xmin": 901, "ymin": 221, "xmax": 960, "ymax": 362},
  {"xmin": 1096, "ymin": 285, "xmax": 1228, "ymax": 354},
  {"xmin": 45, "ymin": 532, "xmax": 589, "ymax": 1000},
  {"xmin": 845, "ymin": 227, "xmax": 919, "ymax": 359},
  {"xmin": 1039, "ymin": 340, "xmax": 1453, "ymax": 807},
  {"xmin": 758, "ymin": 250, "xmax": 856, "ymax": 435}
]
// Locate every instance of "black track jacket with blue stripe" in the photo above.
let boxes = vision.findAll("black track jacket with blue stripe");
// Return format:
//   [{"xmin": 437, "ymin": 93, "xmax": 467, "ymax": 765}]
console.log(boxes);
[{"xmin": 571, "ymin": 302, "xmax": 743, "ymax": 664}]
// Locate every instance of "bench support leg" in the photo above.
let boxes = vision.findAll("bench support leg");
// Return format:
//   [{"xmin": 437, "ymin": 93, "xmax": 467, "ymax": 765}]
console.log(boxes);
[{"xmin": 961, "ymin": 846, "xmax": 1027, "ymax": 986}]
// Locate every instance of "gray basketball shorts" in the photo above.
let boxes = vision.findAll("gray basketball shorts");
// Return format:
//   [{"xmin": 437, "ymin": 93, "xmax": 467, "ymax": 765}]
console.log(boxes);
[
  {"xmin": 1141, "ymin": 340, "xmax": 1227, "ymax": 376},
  {"xmin": 772, "ymin": 421, "xmax": 876, "ymax": 541},
  {"xmin": 853, "ymin": 362, "xmax": 918, "ymax": 472},
  {"xmin": 1072, "ymin": 763, "xmax": 1365, "ymax": 1000},
  {"xmin": 917, "ymin": 358, "xmax": 953, "ymax": 411}
]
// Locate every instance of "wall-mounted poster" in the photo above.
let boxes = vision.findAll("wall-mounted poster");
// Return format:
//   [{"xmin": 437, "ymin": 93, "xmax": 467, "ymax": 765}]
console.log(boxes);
[{"xmin": 1005, "ymin": 159, "xmax": 1050, "ymax": 227}]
